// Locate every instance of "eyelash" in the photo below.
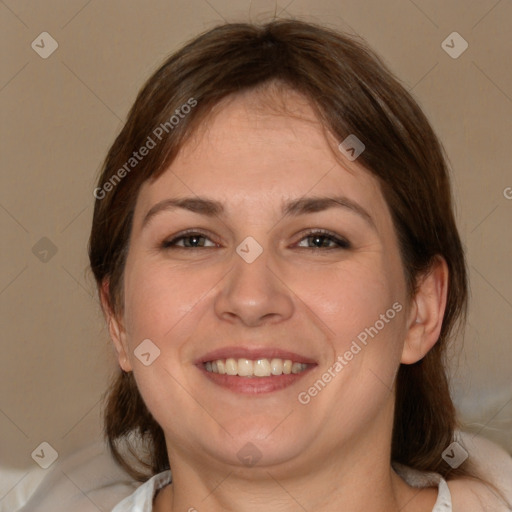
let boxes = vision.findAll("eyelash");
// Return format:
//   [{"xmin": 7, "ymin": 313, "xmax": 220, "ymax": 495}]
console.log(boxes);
[{"xmin": 160, "ymin": 228, "xmax": 351, "ymax": 251}]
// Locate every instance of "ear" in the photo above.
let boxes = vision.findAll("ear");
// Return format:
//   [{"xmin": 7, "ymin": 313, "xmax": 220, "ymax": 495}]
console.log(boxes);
[
  {"xmin": 401, "ymin": 256, "xmax": 449, "ymax": 364},
  {"xmin": 100, "ymin": 279, "xmax": 133, "ymax": 372}
]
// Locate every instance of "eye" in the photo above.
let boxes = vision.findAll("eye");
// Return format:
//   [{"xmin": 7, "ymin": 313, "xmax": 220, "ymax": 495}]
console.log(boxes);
[
  {"xmin": 296, "ymin": 229, "xmax": 351, "ymax": 250},
  {"xmin": 161, "ymin": 230, "xmax": 218, "ymax": 249},
  {"xmin": 160, "ymin": 229, "xmax": 350, "ymax": 251}
]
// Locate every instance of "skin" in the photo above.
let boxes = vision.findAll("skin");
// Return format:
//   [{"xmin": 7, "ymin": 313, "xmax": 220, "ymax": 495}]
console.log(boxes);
[{"xmin": 104, "ymin": 86, "xmax": 451, "ymax": 511}]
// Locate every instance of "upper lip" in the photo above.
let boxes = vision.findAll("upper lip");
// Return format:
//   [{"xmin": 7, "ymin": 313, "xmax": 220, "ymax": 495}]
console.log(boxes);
[{"xmin": 196, "ymin": 346, "xmax": 317, "ymax": 365}]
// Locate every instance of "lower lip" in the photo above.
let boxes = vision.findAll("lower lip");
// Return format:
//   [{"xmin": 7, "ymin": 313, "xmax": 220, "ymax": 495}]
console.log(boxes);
[{"xmin": 198, "ymin": 365, "xmax": 315, "ymax": 394}]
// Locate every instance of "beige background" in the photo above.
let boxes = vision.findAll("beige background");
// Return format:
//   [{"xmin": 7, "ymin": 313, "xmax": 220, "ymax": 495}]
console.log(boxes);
[{"xmin": 1, "ymin": 0, "xmax": 511, "ymax": 495}]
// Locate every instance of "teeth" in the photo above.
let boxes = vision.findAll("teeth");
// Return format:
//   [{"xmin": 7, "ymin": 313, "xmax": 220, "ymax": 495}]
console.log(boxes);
[
  {"xmin": 216, "ymin": 360, "xmax": 226, "ymax": 375},
  {"xmin": 237, "ymin": 358, "xmax": 253, "ymax": 377},
  {"xmin": 254, "ymin": 358, "xmax": 271, "ymax": 377},
  {"xmin": 270, "ymin": 358, "xmax": 283, "ymax": 375},
  {"xmin": 291, "ymin": 362, "xmax": 304, "ymax": 374},
  {"xmin": 204, "ymin": 358, "xmax": 308, "ymax": 377},
  {"xmin": 225, "ymin": 358, "xmax": 237, "ymax": 376}
]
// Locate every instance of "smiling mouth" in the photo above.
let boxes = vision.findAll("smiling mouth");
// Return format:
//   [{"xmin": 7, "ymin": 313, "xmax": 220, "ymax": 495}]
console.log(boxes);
[{"xmin": 204, "ymin": 358, "xmax": 310, "ymax": 377}]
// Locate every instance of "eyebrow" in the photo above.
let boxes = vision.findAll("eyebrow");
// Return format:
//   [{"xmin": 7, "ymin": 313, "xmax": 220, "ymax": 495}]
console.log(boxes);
[{"xmin": 142, "ymin": 195, "xmax": 376, "ymax": 230}]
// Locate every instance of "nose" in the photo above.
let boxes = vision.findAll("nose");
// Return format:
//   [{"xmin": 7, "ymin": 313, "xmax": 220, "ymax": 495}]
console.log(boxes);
[{"xmin": 213, "ymin": 243, "xmax": 294, "ymax": 327}]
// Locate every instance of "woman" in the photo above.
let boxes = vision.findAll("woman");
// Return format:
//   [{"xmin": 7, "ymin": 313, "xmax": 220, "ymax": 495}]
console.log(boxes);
[{"xmin": 88, "ymin": 19, "xmax": 510, "ymax": 511}]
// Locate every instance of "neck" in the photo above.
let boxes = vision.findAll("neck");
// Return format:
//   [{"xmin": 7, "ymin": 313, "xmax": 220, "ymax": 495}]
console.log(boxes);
[
  {"xmin": 154, "ymin": 402, "xmax": 425, "ymax": 511},
  {"xmin": 156, "ymin": 448, "xmax": 411, "ymax": 512}
]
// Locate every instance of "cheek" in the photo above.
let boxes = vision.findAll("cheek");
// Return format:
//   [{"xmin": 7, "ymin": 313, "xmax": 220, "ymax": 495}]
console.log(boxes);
[
  {"xmin": 296, "ymin": 256, "xmax": 408, "ymax": 413},
  {"xmin": 299, "ymin": 259, "xmax": 405, "ymax": 347},
  {"xmin": 300, "ymin": 262, "xmax": 407, "ymax": 430},
  {"xmin": 122, "ymin": 258, "xmax": 213, "ymax": 343},
  {"xmin": 121, "ymin": 259, "xmax": 213, "ymax": 427}
]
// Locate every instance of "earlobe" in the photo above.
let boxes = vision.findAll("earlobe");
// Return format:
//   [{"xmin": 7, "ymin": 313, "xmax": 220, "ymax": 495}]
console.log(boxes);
[
  {"xmin": 100, "ymin": 279, "xmax": 133, "ymax": 372},
  {"xmin": 401, "ymin": 256, "xmax": 449, "ymax": 364}
]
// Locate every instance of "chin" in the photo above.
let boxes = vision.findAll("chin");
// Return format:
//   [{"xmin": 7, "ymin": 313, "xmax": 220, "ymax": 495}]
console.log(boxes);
[{"xmin": 205, "ymin": 419, "xmax": 314, "ymax": 469}]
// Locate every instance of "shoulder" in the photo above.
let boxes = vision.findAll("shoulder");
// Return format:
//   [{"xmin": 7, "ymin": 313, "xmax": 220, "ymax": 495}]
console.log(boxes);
[
  {"xmin": 448, "ymin": 432, "xmax": 512, "ymax": 511},
  {"xmin": 448, "ymin": 478, "xmax": 512, "ymax": 512},
  {"xmin": 112, "ymin": 471, "xmax": 172, "ymax": 512}
]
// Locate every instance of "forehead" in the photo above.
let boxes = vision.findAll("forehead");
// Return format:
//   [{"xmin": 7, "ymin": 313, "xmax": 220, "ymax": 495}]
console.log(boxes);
[
  {"xmin": 182, "ymin": 86, "xmax": 338, "ymax": 163},
  {"xmin": 135, "ymin": 87, "xmax": 389, "ymax": 226}
]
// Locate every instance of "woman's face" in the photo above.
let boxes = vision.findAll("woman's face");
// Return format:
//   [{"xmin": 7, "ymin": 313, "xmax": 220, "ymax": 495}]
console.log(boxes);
[{"xmin": 112, "ymin": 88, "xmax": 415, "ymax": 473}]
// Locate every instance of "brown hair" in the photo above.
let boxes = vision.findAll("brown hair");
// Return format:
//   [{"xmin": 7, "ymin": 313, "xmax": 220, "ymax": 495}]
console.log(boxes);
[{"xmin": 90, "ymin": 18, "xmax": 483, "ymax": 486}]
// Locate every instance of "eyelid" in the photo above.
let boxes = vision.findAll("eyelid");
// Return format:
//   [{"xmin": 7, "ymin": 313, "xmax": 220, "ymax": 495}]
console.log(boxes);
[
  {"xmin": 161, "ymin": 228, "xmax": 219, "ymax": 248},
  {"xmin": 294, "ymin": 228, "xmax": 351, "ymax": 249},
  {"xmin": 161, "ymin": 228, "xmax": 351, "ymax": 250}
]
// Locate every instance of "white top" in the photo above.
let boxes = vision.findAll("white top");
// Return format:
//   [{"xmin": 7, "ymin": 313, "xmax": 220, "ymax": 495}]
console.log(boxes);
[{"xmin": 111, "ymin": 464, "xmax": 452, "ymax": 511}]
